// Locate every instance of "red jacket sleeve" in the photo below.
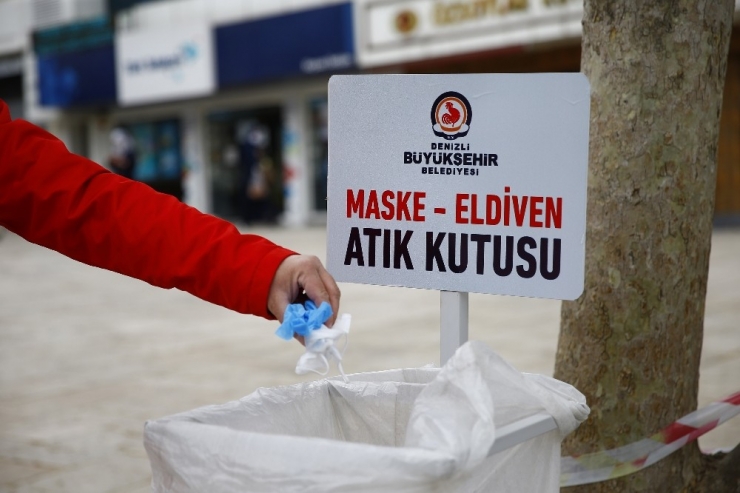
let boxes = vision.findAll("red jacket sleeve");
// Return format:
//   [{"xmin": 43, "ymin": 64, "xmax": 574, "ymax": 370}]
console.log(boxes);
[{"xmin": 0, "ymin": 100, "xmax": 295, "ymax": 319}]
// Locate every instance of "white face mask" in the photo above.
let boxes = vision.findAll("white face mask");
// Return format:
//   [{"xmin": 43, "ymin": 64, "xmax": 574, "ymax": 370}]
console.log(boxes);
[{"xmin": 295, "ymin": 314, "xmax": 351, "ymax": 383}]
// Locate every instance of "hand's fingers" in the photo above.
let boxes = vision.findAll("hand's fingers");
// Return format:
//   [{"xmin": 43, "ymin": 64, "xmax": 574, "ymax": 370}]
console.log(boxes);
[
  {"xmin": 301, "ymin": 272, "xmax": 331, "ymax": 314},
  {"xmin": 317, "ymin": 266, "xmax": 341, "ymax": 326},
  {"xmin": 301, "ymin": 257, "xmax": 339, "ymax": 327}
]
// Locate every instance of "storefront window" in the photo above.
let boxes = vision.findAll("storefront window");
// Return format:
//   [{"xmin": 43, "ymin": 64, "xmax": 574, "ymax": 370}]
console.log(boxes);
[{"xmin": 112, "ymin": 118, "xmax": 184, "ymax": 201}]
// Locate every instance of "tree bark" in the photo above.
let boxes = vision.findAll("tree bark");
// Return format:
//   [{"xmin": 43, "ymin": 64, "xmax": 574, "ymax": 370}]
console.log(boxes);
[{"xmin": 554, "ymin": 1, "xmax": 735, "ymax": 492}]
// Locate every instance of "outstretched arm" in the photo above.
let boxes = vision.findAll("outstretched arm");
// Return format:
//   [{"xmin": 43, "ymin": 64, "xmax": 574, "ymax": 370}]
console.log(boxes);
[{"xmin": 0, "ymin": 101, "xmax": 339, "ymax": 321}]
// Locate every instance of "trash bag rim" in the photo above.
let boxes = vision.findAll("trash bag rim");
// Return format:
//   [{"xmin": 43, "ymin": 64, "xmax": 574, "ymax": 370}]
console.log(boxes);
[{"xmin": 144, "ymin": 417, "xmax": 457, "ymax": 459}]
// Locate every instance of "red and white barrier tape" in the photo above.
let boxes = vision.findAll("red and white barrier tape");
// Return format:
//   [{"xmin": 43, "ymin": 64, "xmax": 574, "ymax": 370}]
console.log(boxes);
[{"xmin": 561, "ymin": 391, "xmax": 740, "ymax": 486}]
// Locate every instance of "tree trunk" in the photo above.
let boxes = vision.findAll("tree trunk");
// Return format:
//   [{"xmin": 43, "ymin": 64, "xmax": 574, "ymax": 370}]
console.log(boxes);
[{"xmin": 554, "ymin": 2, "xmax": 735, "ymax": 492}]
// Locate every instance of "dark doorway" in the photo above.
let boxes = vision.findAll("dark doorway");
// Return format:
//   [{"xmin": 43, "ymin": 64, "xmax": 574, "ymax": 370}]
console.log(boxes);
[{"xmin": 208, "ymin": 106, "xmax": 283, "ymax": 224}]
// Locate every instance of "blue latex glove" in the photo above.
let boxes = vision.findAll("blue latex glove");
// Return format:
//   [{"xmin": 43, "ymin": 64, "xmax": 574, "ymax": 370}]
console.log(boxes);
[{"xmin": 275, "ymin": 300, "xmax": 333, "ymax": 341}]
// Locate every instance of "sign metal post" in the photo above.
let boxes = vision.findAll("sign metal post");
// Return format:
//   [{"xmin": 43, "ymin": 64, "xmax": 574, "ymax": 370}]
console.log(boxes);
[{"xmin": 440, "ymin": 291, "xmax": 468, "ymax": 365}]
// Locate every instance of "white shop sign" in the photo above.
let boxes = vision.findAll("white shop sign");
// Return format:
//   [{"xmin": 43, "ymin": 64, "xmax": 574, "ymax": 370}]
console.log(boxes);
[
  {"xmin": 356, "ymin": 0, "xmax": 583, "ymax": 67},
  {"xmin": 115, "ymin": 24, "xmax": 215, "ymax": 106},
  {"xmin": 327, "ymin": 74, "xmax": 589, "ymax": 301}
]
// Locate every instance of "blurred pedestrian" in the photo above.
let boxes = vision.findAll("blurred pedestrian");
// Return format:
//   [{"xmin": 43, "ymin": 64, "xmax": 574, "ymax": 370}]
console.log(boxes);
[
  {"xmin": 108, "ymin": 126, "xmax": 137, "ymax": 179},
  {"xmin": 247, "ymin": 146, "xmax": 277, "ymax": 223},
  {"xmin": 0, "ymin": 99, "xmax": 339, "ymax": 328},
  {"xmin": 237, "ymin": 122, "xmax": 278, "ymax": 225}
]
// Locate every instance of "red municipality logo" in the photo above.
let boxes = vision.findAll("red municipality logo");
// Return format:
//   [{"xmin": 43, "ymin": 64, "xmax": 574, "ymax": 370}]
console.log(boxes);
[{"xmin": 431, "ymin": 91, "xmax": 472, "ymax": 140}]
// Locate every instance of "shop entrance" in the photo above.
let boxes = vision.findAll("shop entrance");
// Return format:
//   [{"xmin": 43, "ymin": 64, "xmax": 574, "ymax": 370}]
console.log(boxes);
[{"xmin": 208, "ymin": 107, "xmax": 283, "ymax": 224}]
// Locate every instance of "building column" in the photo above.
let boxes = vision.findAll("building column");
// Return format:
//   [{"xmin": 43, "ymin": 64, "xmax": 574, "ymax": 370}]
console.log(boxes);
[
  {"xmin": 88, "ymin": 113, "xmax": 112, "ymax": 167},
  {"xmin": 281, "ymin": 97, "xmax": 311, "ymax": 226},
  {"xmin": 182, "ymin": 108, "xmax": 210, "ymax": 213}
]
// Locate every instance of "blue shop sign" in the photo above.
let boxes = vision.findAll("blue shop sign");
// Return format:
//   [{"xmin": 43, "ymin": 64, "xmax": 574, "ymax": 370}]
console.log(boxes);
[
  {"xmin": 216, "ymin": 3, "xmax": 354, "ymax": 87},
  {"xmin": 38, "ymin": 44, "xmax": 116, "ymax": 107}
]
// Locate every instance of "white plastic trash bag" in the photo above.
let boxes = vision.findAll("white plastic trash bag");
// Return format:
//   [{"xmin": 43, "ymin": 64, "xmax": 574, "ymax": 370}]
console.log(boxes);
[{"xmin": 144, "ymin": 341, "xmax": 589, "ymax": 493}]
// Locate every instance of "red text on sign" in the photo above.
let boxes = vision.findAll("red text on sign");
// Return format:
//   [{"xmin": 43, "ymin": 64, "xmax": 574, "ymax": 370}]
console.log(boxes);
[
  {"xmin": 455, "ymin": 187, "xmax": 562, "ymax": 228},
  {"xmin": 347, "ymin": 189, "xmax": 426, "ymax": 222}
]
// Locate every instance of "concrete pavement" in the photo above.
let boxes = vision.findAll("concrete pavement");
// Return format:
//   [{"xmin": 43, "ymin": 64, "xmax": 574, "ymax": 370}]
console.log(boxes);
[{"xmin": 0, "ymin": 226, "xmax": 738, "ymax": 492}]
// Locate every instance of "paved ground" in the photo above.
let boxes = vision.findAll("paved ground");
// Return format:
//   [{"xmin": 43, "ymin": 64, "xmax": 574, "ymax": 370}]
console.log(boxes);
[{"xmin": 0, "ymin": 226, "xmax": 738, "ymax": 492}]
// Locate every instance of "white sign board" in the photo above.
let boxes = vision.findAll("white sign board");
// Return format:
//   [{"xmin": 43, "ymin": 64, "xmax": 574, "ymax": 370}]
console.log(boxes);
[
  {"xmin": 327, "ymin": 74, "xmax": 589, "ymax": 300},
  {"xmin": 115, "ymin": 24, "xmax": 215, "ymax": 106}
]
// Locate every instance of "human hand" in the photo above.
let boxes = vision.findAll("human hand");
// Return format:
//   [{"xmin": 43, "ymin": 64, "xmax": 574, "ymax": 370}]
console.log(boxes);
[{"xmin": 267, "ymin": 255, "xmax": 341, "ymax": 328}]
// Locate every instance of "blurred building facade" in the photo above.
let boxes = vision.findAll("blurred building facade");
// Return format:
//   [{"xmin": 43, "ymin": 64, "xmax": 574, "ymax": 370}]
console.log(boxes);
[{"xmin": 1, "ymin": 0, "xmax": 739, "ymax": 224}]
